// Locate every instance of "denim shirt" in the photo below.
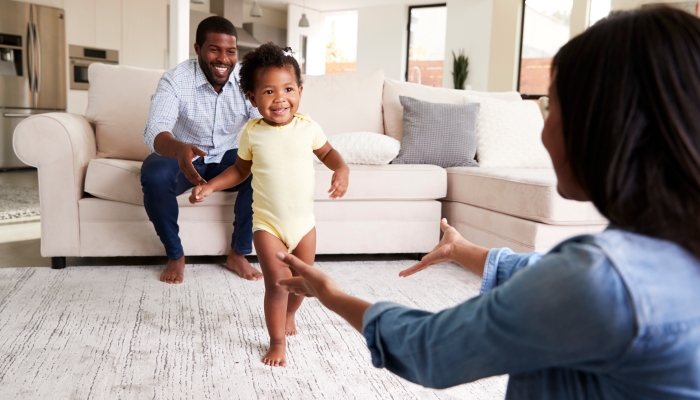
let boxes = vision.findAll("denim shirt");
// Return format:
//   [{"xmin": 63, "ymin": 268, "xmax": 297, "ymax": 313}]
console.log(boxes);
[{"xmin": 363, "ymin": 228, "xmax": 700, "ymax": 399}]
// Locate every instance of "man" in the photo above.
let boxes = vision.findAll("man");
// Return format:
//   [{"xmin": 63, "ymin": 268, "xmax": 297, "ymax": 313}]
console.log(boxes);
[{"xmin": 141, "ymin": 16, "xmax": 262, "ymax": 284}]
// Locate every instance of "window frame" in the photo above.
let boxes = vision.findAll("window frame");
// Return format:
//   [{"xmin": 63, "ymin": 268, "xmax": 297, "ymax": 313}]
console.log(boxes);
[
  {"xmin": 517, "ymin": 0, "xmax": 552, "ymax": 100},
  {"xmin": 404, "ymin": 3, "xmax": 447, "ymax": 82}
]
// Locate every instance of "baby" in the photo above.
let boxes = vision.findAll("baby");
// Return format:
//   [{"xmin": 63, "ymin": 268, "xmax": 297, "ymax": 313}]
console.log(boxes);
[{"xmin": 189, "ymin": 42, "xmax": 350, "ymax": 367}]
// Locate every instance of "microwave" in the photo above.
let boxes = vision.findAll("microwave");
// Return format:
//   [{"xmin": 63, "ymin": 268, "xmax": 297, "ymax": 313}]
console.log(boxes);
[{"xmin": 69, "ymin": 45, "xmax": 118, "ymax": 90}]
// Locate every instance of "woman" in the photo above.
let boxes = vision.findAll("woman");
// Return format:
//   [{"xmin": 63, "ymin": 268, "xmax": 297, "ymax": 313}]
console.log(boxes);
[{"xmin": 277, "ymin": 6, "xmax": 700, "ymax": 399}]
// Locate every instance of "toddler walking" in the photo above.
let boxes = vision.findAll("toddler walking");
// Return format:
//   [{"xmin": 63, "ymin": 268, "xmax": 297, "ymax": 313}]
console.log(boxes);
[{"xmin": 189, "ymin": 43, "xmax": 349, "ymax": 367}]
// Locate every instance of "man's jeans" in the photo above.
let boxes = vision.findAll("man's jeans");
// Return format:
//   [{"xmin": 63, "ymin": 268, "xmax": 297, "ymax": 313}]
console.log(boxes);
[{"xmin": 140, "ymin": 149, "xmax": 253, "ymax": 260}]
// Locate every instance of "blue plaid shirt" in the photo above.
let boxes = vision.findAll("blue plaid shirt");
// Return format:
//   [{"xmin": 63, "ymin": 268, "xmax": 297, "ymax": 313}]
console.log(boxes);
[{"xmin": 143, "ymin": 59, "xmax": 261, "ymax": 164}]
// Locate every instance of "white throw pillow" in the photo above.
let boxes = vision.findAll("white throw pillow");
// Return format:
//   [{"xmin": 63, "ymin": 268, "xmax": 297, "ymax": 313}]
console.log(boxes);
[
  {"xmin": 314, "ymin": 132, "xmax": 401, "ymax": 165},
  {"xmin": 465, "ymin": 95, "xmax": 552, "ymax": 168}
]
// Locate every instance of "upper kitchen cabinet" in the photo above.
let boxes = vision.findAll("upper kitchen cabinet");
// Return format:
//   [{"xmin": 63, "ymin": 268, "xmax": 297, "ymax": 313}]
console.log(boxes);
[
  {"xmin": 95, "ymin": 0, "xmax": 122, "ymax": 51},
  {"xmin": 122, "ymin": 0, "xmax": 168, "ymax": 69}
]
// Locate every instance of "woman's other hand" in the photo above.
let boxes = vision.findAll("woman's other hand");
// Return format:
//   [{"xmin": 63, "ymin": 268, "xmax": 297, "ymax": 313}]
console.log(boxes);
[
  {"xmin": 400, "ymin": 218, "xmax": 468, "ymax": 277},
  {"xmin": 276, "ymin": 252, "xmax": 342, "ymax": 298}
]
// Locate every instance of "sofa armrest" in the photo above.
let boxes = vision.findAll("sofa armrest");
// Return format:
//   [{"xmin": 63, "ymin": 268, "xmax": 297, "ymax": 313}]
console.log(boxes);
[{"xmin": 13, "ymin": 113, "xmax": 97, "ymax": 257}]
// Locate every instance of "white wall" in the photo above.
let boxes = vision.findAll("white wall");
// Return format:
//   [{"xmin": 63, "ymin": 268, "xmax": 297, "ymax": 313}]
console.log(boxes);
[
  {"xmin": 443, "ymin": 0, "xmax": 494, "ymax": 91},
  {"xmin": 488, "ymin": 0, "xmax": 522, "ymax": 91},
  {"xmin": 243, "ymin": 3, "xmax": 288, "ymax": 29},
  {"xmin": 287, "ymin": 4, "xmax": 325, "ymax": 75},
  {"xmin": 356, "ymin": 5, "xmax": 407, "ymax": 81}
]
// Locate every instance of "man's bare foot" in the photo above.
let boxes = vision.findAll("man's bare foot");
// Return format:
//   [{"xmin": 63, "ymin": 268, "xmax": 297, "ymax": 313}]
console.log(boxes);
[
  {"xmin": 262, "ymin": 342, "xmax": 286, "ymax": 367},
  {"xmin": 160, "ymin": 256, "xmax": 185, "ymax": 284},
  {"xmin": 285, "ymin": 312, "xmax": 297, "ymax": 336},
  {"xmin": 226, "ymin": 250, "xmax": 263, "ymax": 281}
]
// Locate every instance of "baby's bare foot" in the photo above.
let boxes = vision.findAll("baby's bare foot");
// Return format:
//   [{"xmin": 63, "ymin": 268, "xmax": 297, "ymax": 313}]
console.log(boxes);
[
  {"xmin": 226, "ymin": 251, "xmax": 263, "ymax": 281},
  {"xmin": 262, "ymin": 342, "xmax": 286, "ymax": 367},
  {"xmin": 160, "ymin": 256, "xmax": 185, "ymax": 284},
  {"xmin": 285, "ymin": 312, "xmax": 297, "ymax": 336}
]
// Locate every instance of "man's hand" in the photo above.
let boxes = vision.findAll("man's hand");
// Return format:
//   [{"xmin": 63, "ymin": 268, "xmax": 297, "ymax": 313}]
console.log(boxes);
[
  {"xmin": 276, "ymin": 252, "xmax": 342, "ymax": 298},
  {"xmin": 177, "ymin": 144, "xmax": 208, "ymax": 185},
  {"xmin": 189, "ymin": 184, "xmax": 214, "ymax": 204},
  {"xmin": 329, "ymin": 166, "xmax": 349, "ymax": 199}
]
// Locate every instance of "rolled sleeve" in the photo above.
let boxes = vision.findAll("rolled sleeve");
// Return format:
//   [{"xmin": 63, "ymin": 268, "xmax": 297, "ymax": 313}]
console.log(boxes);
[
  {"xmin": 480, "ymin": 248, "xmax": 545, "ymax": 295},
  {"xmin": 363, "ymin": 301, "xmax": 402, "ymax": 369},
  {"xmin": 144, "ymin": 73, "xmax": 180, "ymax": 153}
]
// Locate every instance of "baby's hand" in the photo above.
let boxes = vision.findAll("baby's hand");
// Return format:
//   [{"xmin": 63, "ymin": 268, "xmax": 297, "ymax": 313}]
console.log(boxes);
[
  {"xmin": 328, "ymin": 166, "xmax": 349, "ymax": 199},
  {"xmin": 189, "ymin": 184, "xmax": 213, "ymax": 204}
]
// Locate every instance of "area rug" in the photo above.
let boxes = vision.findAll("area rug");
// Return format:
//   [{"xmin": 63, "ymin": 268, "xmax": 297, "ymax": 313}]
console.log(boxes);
[
  {"xmin": 0, "ymin": 184, "xmax": 40, "ymax": 220},
  {"xmin": 0, "ymin": 261, "xmax": 507, "ymax": 399}
]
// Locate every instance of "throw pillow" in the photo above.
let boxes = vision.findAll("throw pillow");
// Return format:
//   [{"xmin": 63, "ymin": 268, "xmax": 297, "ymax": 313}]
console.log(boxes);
[
  {"xmin": 392, "ymin": 96, "xmax": 479, "ymax": 168},
  {"xmin": 465, "ymin": 95, "xmax": 552, "ymax": 168},
  {"xmin": 313, "ymin": 132, "xmax": 401, "ymax": 165},
  {"xmin": 382, "ymin": 78, "xmax": 523, "ymax": 141}
]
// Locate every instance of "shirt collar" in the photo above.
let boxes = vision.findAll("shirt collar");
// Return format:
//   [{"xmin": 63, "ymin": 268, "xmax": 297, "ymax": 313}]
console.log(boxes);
[{"xmin": 193, "ymin": 59, "xmax": 237, "ymax": 90}]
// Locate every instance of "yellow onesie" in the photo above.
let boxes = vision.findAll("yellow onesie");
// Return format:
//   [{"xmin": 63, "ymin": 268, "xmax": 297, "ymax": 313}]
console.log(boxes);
[{"xmin": 237, "ymin": 113, "xmax": 328, "ymax": 252}]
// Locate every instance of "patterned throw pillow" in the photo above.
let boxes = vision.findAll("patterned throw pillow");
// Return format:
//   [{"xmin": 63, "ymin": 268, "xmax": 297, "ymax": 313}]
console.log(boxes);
[
  {"xmin": 465, "ymin": 95, "xmax": 551, "ymax": 168},
  {"xmin": 392, "ymin": 96, "xmax": 479, "ymax": 168}
]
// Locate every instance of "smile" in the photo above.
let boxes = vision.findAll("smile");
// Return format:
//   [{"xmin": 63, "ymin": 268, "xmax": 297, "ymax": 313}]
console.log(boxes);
[
  {"xmin": 271, "ymin": 107, "xmax": 289, "ymax": 116},
  {"xmin": 211, "ymin": 65, "xmax": 231, "ymax": 76}
]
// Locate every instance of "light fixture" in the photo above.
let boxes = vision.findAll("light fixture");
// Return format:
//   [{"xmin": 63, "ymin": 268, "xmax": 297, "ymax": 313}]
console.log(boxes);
[
  {"xmin": 298, "ymin": 0, "xmax": 310, "ymax": 27},
  {"xmin": 250, "ymin": 0, "xmax": 263, "ymax": 18}
]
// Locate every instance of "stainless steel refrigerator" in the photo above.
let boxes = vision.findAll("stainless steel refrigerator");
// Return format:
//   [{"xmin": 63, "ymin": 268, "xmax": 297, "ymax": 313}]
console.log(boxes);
[{"xmin": 0, "ymin": 0, "xmax": 66, "ymax": 169}]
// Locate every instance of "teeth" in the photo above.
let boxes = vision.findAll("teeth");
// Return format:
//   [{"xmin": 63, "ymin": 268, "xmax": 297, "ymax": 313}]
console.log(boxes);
[{"xmin": 214, "ymin": 66, "xmax": 227, "ymax": 72}]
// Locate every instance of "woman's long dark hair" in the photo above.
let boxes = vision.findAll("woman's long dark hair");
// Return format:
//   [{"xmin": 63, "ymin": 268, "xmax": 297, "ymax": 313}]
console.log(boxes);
[{"xmin": 552, "ymin": 6, "xmax": 700, "ymax": 258}]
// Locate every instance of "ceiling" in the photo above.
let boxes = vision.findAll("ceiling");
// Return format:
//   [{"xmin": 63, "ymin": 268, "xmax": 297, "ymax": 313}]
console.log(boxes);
[{"xmin": 248, "ymin": 0, "xmax": 444, "ymax": 12}]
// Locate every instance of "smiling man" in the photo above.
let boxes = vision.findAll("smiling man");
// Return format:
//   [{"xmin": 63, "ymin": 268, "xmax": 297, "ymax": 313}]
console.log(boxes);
[{"xmin": 141, "ymin": 16, "xmax": 262, "ymax": 284}]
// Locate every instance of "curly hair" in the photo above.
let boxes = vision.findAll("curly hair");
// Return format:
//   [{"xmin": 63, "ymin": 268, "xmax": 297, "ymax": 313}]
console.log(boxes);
[{"xmin": 239, "ymin": 42, "xmax": 303, "ymax": 95}]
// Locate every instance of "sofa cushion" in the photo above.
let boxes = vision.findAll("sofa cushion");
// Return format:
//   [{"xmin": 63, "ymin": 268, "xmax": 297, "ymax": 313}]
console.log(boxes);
[
  {"xmin": 442, "ymin": 201, "xmax": 607, "ymax": 253},
  {"xmin": 84, "ymin": 158, "xmax": 447, "ymax": 206},
  {"xmin": 445, "ymin": 167, "xmax": 607, "ymax": 225},
  {"xmin": 465, "ymin": 95, "xmax": 551, "ymax": 168},
  {"xmin": 299, "ymin": 70, "xmax": 385, "ymax": 137},
  {"xmin": 382, "ymin": 79, "xmax": 522, "ymax": 141},
  {"xmin": 392, "ymin": 96, "xmax": 479, "ymax": 168},
  {"xmin": 85, "ymin": 63, "xmax": 165, "ymax": 161}
]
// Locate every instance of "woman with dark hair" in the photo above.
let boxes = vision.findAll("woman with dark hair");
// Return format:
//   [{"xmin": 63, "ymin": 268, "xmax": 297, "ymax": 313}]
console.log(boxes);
[{"xmin": 275, "ymin": 6, "xmax": 700, "ymax": 399}]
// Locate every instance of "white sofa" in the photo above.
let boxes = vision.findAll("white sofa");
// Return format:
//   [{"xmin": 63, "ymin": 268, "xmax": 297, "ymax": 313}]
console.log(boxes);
[{"xmin": 13, "ymin": 64, "xmax": 606, "ymax": 268}]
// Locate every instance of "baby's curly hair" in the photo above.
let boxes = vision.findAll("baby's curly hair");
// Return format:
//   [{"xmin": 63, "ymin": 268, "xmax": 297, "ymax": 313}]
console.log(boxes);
[{"xmin": 239, "ymin": 42, "xmax": 303, "ymax": 95}]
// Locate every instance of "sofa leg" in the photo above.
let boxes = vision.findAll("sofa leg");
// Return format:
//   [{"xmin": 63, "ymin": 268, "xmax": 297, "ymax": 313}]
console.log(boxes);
[{"xmin": 51, "ymin": 257, "xmax": 66, "ymax": 269}]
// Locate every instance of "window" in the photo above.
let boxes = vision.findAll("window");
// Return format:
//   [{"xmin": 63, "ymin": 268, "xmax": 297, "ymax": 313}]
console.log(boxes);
[
  {"xmin": 406, "ymin": 4, "xmax": 447, "ymax": 87},
  {"xmin": 323, "ymin": 11, "xmax": 358, "ymax": 75},
  {"xmin": 589, "ymin": 0, "xmax": 612, "ymax": 26},
  {"xmin": 518, "ymin": 0, "xmax": 573, "ymax": 97}
]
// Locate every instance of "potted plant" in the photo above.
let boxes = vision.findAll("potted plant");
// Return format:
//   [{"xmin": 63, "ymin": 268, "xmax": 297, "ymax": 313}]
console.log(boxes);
[{"xmin": 452, "ymin": 50, "xmax": 469, "ymax": 90}]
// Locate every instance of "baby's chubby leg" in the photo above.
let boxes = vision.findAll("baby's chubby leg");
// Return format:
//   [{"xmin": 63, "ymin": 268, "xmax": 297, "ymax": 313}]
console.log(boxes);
[
  {"xmin": 254, "ymin": 230, "xmax": 295, "ymax": 367},
  {"xmin": 284, "ymin": 228, "xmax": 316, "ymax": 336}
]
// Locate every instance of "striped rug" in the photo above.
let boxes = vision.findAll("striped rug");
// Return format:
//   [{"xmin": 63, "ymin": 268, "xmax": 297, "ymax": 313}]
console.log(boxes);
[{"xmin": 0, "ymin": 261, "xmax": 507, "ymax": 399}]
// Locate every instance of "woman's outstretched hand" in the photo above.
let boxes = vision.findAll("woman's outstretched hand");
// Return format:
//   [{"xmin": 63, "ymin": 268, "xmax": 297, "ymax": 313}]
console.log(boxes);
[
  {"xmin": 276, "ymin": 252, "xmax": 371, "ymax": 333},
  {"xmin": 276, "ymin": 252, "xmax": 341, "ymax": 298},
  {"xmin": 399, "ymin": 218, "xmax": 465, "ymax": 277}
]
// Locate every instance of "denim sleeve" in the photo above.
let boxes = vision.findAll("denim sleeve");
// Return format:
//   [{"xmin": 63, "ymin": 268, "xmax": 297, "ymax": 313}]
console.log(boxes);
[
  {"xmin": 480, "ymin": 248, "xmax": 544, "ymax": 294},
  {"xmin": 143, "ymin": 73, "xmax": 179, "ymax": 153},
  {"xmin": 362, "ymin": 239, "xmax": 635, "ymax": 389}
]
